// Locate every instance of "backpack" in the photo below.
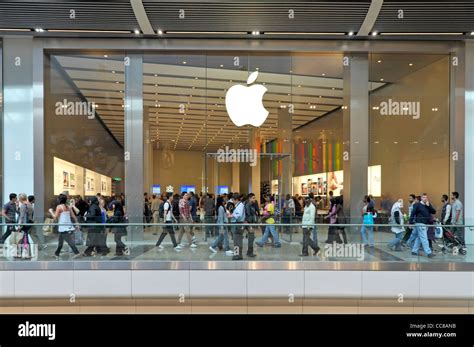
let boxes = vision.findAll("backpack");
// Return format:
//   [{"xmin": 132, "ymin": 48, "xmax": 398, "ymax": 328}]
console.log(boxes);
[
  {"xmin": 172, "ymin": 199, "xmax": 180, "ymax": 217},
  {"xmin": 158, "ymin": 202, "xmax": 165, "ymax": 218}
]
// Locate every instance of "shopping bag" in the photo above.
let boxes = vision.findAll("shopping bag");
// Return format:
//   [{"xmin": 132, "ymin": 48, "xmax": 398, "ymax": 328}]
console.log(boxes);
[
  {"xmin": 42, "ymin": 217, "xmax": 54, "ymax": 234},
  {"xmin": 16, "ymin": 233, "xmax": 37, "ymax": 260},
  {"xmin": 3, "ymin": 231, "xmax": 22, "ymax": 259},
  {"xmin": 435, "ymin": 225, "xmax": 443, "ymax": 239},
  {"xmin": 73, "ymin": 228, "xmax": 84, "ymax": 245}
]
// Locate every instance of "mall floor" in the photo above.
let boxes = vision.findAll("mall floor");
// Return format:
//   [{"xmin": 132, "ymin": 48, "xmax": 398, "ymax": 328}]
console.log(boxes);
[{"xmin": 8, "ymin": 225, "xmax": 473, "ymax": 263}]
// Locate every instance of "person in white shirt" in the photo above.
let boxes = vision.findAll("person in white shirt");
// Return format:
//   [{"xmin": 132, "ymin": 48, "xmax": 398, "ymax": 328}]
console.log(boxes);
[
  {"xmin": 300, "ymin": 197, "xmax": 320, "ymax": 256},
  {"xmin": 451, "ymin": 191, "xmax": 466, "ymax": 250},
  {"xmin": 440, "ymin": 194, "xmax": 452, "ymax": 225},
  {"xmin": 155, "ymin": 193, "xmax": 179, "ymax": 250}
]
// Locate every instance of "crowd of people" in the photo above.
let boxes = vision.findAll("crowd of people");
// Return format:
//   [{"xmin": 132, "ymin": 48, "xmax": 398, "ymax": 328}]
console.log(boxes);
[{"xmin": 0, "ymin": 189, "xmax": 468, "ymax": 260}]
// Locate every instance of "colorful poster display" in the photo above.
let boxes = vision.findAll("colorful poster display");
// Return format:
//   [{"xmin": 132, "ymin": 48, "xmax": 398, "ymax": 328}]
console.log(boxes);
[{"xmin": 293, "ymin": 166, "xmax": 381, "ymax": 197}]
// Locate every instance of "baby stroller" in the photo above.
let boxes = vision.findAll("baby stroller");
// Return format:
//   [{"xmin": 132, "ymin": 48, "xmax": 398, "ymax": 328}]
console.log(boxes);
[{"xmin": 437, "ymin": 222, "xmax": 467, "ymax": 255}]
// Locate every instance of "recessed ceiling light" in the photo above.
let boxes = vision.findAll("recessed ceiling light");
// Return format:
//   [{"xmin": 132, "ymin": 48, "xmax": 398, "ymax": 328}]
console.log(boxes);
[
  {"xmin": 220, "ymin": 64, "xmax": 224, "ymax": 67},
  {"xmin": 322, "ymin": 73, "xmax": 325, "ymax": 76},
  {"xmin": 115, "ymin": 81, "xmax": 119, "ymax": 84},
  {"xmin": 154, "ymin": 74, "xmax": 158, "ymax": 77},
  {"xmin": 183, "ymin": 61, "xmax": 187, "ymax": 64},
  {"xmin": 298, "ymin": 85, "xmax": 301, "ymax": 88},
  {"xmin": 134, "ymin": 29, "xmax": 140, "ymax": 35},
  {"xmin": 104, "ymin": 54, "xmax": 108, "ymax": 58},
  {"xmin": 380, "ymin": 78, "xmax": 384, "ymax": 81},
  {"xmin": 371, "ymin": 31, "xmax": 378, "ymax": 36},
  {"xmin": 377, "ymin": 60, "xmax": 382, "ymax": 63},
  {"xmin": 348, "ymin": 31, "xmax": 354, "ymax": 36},
  {"xmin": 35, "ymin": 28, "xmax": 45, "ymax": 32},
  {"xmin": 112, "ymin": 70, "xmax": 115, "ymax": 74},
  {"xmin": 409, "ymin": 63, "xmax": 413, "ymax": 66},
  {"xmin": 157, "ymin": 29, "xmax": 163, "ymax": 35}
]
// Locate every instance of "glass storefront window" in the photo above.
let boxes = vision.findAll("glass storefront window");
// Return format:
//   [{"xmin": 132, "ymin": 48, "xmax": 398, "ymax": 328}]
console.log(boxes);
[{"xmin": 369, "ymin": 53, "xmax": 450, "ymax": 213}]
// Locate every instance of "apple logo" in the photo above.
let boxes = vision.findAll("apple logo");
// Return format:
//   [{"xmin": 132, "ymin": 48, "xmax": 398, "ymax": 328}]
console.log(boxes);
[{"xmin": 225, "ymin": 71, "xmax": 269, "ymax": 127}]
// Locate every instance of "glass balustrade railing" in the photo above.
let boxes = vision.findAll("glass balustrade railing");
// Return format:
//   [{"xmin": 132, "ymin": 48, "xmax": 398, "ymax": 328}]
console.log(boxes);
[{"xmin": 0, "ymin": 220, "xmax": 471, "ymax": 263}]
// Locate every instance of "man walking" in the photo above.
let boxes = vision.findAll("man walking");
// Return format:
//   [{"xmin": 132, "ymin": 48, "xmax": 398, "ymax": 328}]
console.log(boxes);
[
  {"xmin": 239, "ymin": 193, "xmax": 257, "ymax": 258},
  {"xmin": 451, "ymin": 192, "xmax": 466, "ymax": 252},
  {"xmin": 0, "ymin": 193, "xmax": 18, "ymax": 244},
  {"xmin": 409, "ymin": 193, "xmax": 436, "ymax": 258}
]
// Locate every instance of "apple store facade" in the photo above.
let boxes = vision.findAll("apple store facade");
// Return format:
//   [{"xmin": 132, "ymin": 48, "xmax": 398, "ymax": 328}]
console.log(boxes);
[{"xmin": 0, "ymin": 37, "xmax": 474, "ymax": 246}]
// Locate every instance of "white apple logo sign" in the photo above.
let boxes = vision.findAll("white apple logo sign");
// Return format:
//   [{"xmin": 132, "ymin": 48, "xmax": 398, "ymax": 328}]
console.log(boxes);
[{"xmin": 225, "ymin": 71, "xmax": 269, "ymax": 127}]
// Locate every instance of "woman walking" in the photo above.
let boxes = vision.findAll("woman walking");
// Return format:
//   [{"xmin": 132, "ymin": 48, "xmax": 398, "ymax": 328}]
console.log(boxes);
[
  {"xmin": 256, "ymin": 195, "xmax": 281, "ymax": 248},
  {"xmin": 360, "ymin": 196, "xmax": 377, "ymax": 247},
  {"xmin": 300, "ymin": 197, "xmax": 320, "ymax": 256},
  {"xmin": 109, "ymin": 201, "xmax": 129, "ymax": 256},
  {"xmin": 53, "ymin": 194, "xmax": 81, "ymax": 259},
  {"xmin": 388, "ymin": 199, "xmax": 404, "ymax": 251},
  {"xmin": 209, "ymin": 196, "xmax": 231, "ymax": 253}
]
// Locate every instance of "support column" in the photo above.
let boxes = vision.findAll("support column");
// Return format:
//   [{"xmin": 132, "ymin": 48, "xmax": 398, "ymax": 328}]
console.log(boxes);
[
  {"xmin": 124, "ymin": 54, "xmax": 144, "ymax": 241},
  {"xmin": 343, "ymin": 53, "xmax": 369, "ymax": 222},
  {"xmin": 278, "ymin": 108, "xmax": 293, "ymax": 197},
  {"xmin": 249, "ymin": 129, "xmax": 261, "ymax": 200},
  {"xmin": 464, "ymin": 42, "xmax": 474, "ymax": 244},
  {"xmin": 143, "ymin": 106, "xmax": 153, "ymax": 194},
  {"xmin": 3, "ymin": 37, "xmax": 35, "ymax": 202}
]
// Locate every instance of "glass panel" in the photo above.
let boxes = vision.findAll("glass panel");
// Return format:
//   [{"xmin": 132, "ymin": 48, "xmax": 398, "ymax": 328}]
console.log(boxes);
[
  {"xmin": 369, "ymin": 53, "xmax": 451, "ymax": 261},
  {"xmin": 44, "ymin": 52, "xmax": 125, "ymax": 259}
]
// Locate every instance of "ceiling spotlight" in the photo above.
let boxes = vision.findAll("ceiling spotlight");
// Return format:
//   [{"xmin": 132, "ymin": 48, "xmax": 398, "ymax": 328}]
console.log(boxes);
[
  {"xmin": 157, "ymin": 29, "xmax": 163, "ymax": 35},
  {"xmin": 348, "ymin": 31, "xmax": 354, "ymax": 36},
  {"xmin": 471, "ymin": 32, "xmax": 474, "ymax": 36},
  {"xmin": 115, "ymin": 81, "xmax": 119, "ymax": 84},
  {"xmin": 183, "ymin": 61, "xmax": 187, "ymax": 64},
  {"xmin": 409, "ymin": 63, "xmax": 413, "ymax": 66},
  {"xmin": 380, "ymin": 78, "xmax": 384, "ymax": 81},
  {"xmin": 377, "ymin": 60, "xmax": 382, "ymax": 63},
  {"xmin": 111, "ymin": 70, "xmax": 115, "ymax": 74},
  {"xmin": 371, "ymin": 31, "xmax": 378, "ymax": 36},
  {"xmin": 220, "ymin": 64, "xmax": 224, "ymax": 67},
  {"xmin": 35, "ymin": 28, "xmax": 44, "ymax": 33},
  {"xmin": 252, "ymin": 31, "xmax": 261, "ymax": 36},
  {"xmin": 154, "ymin": 74, "xmax": 158, "ymax": 77},
  {"xmin": 103, "ymin": 54, "xmax": 108, "ymax": 58},
  {"xmin": 134, "ymin": 29, "xmax": 140, "ymax": 35}
]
